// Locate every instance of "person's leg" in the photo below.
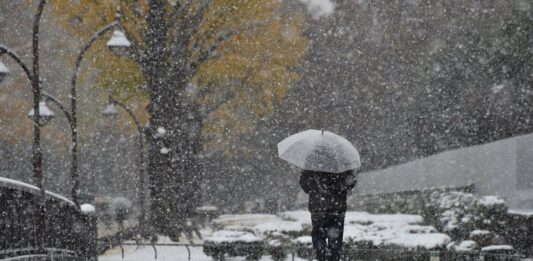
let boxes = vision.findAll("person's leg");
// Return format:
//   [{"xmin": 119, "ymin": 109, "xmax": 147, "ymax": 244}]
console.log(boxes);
[
  {"xmin": 311, "ymin": 213, "xmax": 328, "ymax": 261},
  {"xmin": 326, "ymin": 213, "xmax": 345, "ymax": 261}
]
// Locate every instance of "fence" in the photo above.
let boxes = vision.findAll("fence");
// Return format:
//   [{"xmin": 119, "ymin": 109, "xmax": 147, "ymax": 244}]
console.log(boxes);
[
  {"xmin": 1, "ymin": 253, "xmax": 89, "ymax": 261},
  {"xmin": 100, "ymin": 241, "xmax": 529, "ymax": 261}
]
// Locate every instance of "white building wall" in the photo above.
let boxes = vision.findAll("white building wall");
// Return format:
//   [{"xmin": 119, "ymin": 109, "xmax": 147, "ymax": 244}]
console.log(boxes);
[{"xmin": 356, "ymin": 133, "xmax": 533, "ymax": 208}]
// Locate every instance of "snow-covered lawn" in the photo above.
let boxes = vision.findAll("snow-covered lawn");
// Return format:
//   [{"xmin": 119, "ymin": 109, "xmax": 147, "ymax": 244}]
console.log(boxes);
[
  {"xmin": 100, "ymin": 210, "xmax": 451, "ymax": 260},
  {"xmin": 99, "ymin": 235, "xmax": 307, "ymax": 261},
  {"xmin": 277, "ymin": 211, "xmax": 450, "ymax": 249}
]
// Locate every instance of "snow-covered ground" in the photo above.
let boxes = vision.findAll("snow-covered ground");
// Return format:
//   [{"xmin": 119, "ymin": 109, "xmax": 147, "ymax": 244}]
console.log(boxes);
[
  {"xmin": 99, "ymin": 235, "xmax": 307, "ymax": 261},
  {"xmin": 100, "ymin": 210, "xmax": 450, "ymax": 260}
]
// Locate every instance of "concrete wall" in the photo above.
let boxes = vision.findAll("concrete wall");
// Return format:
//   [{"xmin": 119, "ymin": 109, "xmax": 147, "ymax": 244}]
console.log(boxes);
[{"xmin": 356, "ymin": 133, "xmax": 533, "ymax": 208}]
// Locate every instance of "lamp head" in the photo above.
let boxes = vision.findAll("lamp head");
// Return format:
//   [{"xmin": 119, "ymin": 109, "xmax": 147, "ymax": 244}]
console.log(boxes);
[
  {"xmin": 0, "ymin": 60, "xmax": 10, "ymax": 84},
  {"xmin": 107, "ymin": 30, "xmax": 131, "ymax": 56},
  {"xmin": 27, "ymin": 101, "xmax": 55, "ymax": 127},
  {"xmin": 102, "ymin": 102, "xmax": 119, "ymax": 119}
]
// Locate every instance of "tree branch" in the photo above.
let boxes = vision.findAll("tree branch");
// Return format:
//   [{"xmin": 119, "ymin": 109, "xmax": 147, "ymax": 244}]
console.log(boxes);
[
  {"xmin": 0, "ymin": 44, "xmax": 33, "ymax": 84},
  {"xmin": 121, "ymin": 27, "xmax": 146, "ymax": 64},
  {"xmin": 188, "ymin": 18, "xmax": 274, "ymax": 75}
]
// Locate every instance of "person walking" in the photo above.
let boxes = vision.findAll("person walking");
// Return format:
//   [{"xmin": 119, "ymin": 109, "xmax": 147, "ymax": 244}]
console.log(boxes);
[
  {"xmin": 299, "ymin": 170, "xmax": 357, "ymax": 261},
  {"xmin": 277, "ymin": 130, "xmax": 361, "ymax": 261}
]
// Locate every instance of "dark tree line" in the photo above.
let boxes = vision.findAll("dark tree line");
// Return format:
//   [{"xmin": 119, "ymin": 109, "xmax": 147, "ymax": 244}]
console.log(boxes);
[{"xmin": 201, "ymin": 0, "xmax": 533, "ymax": 212}]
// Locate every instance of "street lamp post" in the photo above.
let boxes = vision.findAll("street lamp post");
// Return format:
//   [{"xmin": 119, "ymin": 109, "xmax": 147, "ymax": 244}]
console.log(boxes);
[
  {"xmin": 0, "ymin": 0, "xmax": 47, "ymax": 249},
  {"xmin": 2, "ymin": 9, "xmax": 127, "ymax": 209},
  {"xmin": 68, "ymin": 16, "xmax": 124, "ymax": 207},
  {"xmin": 102, "ymin": 95, "xmax": 147, "ymax": 233},
  {"xmin": 0, "ymin": 3, "xmax": 130, "ymax": 250}
]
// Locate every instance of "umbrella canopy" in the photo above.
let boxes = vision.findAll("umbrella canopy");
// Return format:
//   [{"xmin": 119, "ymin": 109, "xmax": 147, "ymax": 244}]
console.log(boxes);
[{"xmin": 277, "ymin": 130, "xmax": 361, "ymax": 173}]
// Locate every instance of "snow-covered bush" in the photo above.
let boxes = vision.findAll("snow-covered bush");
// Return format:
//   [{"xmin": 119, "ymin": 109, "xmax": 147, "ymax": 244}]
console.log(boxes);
[
  {"xmin": 349, "ymin": 188, "xmax": 509, "ymax": 246},
  {"xmin": 503, "ymin": 210, "xmax": 533, "ymax": 257},
  {"xmin": 426, "ymin": 192, "xmax": 507, "ymax": 243},
  {"xmin": 423, "ymin": 191, "xmax": 479, "ymax": 240},
  {"xmin": 203, "ymin": 230, "xmax": 265, "ymax": 260},
  {"xmin": 205, "ymin": 211, "xmax": 450, "ymax": 260}
]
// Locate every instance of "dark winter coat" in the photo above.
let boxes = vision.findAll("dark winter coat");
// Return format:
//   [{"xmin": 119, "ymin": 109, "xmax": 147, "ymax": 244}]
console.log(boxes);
[{"xmin": 299, "ymin": 170, "xmax": 357, "ymax": 214}]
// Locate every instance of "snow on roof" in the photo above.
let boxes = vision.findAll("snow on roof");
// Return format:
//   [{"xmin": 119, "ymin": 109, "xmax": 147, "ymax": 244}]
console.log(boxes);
[
  {"xmin": 0, "ymin": 177, "xmax": 75, "ymax": 206},
  {"xmin": 508, "ymin": 209, "xmax": 533, "ymax": 218},
  {"xmin": 205, "ymin": 230, "xmax": 263, "ymax": 243},
  {"xmin": 481, "ymin": 245, "xmax": 514, "ymax": 252}
]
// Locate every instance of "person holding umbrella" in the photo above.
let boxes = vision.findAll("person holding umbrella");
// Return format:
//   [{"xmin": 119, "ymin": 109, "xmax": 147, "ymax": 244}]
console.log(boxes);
[{"xmin": 278, "ymin": 130, "xmax": 361, "ymax": 261}]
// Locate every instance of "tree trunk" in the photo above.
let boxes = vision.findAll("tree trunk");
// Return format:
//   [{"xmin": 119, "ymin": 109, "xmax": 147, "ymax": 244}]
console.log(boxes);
[
  {"xmin": 144, "ymin": 0, "xmax": 206, "ymax": 237},
  {"xmin": 145, "ymin": 0, "xmax": 179, "ymax": 235}
]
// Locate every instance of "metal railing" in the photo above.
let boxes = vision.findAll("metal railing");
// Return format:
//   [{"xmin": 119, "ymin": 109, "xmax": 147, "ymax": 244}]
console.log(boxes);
[
  {"xmin": 100, "ymin": 241, "xmax": 529, "ymax": 261},
  {"xmin": 1, "ymin": 254, "xmax": 88, "ymax": 261}
]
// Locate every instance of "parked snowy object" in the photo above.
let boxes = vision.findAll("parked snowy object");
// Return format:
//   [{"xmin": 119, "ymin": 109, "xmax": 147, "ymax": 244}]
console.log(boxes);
[
  {"xmin": 27, "ymin": 101, "xmax": 55, "ymax": 127},
  {"xmin": 0, "ymin": 60, "xmax": 10, "ymax": 83},
  {"xmin": 205, "ymin": 230, "xmax": 263, "ymax": 243},
  {"xmin": 107, "ymin": 30, "xmax": 131, "ymax": 55},
  {"xmin": 278, "ymin": 129, "xmax": 360, "ymax": 173},
  {"xmin": 80, "ymin": 203, "xmax": 96, "ymax": 215}
]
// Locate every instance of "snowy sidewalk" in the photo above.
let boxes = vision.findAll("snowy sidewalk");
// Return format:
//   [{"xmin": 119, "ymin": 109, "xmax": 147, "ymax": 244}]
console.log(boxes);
[{"xmin": 99, "ymin": 235, "xmax": 307, "ymax": 261}]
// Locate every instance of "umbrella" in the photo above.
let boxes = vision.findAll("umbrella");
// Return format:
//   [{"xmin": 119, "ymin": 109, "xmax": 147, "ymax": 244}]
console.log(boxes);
[{"xmin": 277, "ymin": 130, "xmax": 361, "ymax": 173}]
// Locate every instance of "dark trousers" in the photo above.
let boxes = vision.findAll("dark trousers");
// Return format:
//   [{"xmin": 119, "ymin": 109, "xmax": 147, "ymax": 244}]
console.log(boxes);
[{"xmin": 311, "ymin": 212, "xmax": 345, "ymax": 261}]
